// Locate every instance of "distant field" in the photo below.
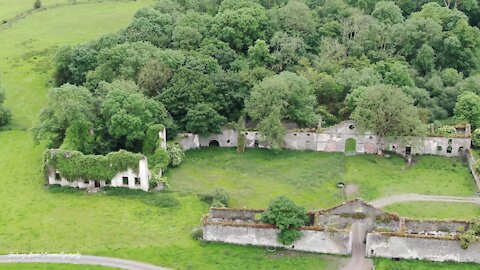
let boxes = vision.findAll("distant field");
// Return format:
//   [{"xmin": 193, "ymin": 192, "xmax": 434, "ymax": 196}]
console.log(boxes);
[
  {"xmin": 375, "ymin": 258, "xmax": 480, "ymax": 270},
  {"xmin": 168, "ymin": 148, "xmax": 476, "ymax": 209},
  {"xmin": 385, "ymin": 202, "xmax": 480, "ymax": 221},
  {"xmin": 0, "ymin": 0, "xmax": 71, "ymax": 22}
]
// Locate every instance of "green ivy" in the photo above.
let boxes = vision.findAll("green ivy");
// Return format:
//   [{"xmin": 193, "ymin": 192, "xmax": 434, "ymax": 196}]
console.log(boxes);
[
  {"xmin": 142, "ymin": 124, "xmax": 165, "ymax": 156},
  {"xmin": 45, "ymin": 149, "xmax": 144, "ymax": 181}
]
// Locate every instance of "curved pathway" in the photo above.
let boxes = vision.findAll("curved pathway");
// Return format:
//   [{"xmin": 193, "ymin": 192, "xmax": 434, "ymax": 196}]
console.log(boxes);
[
  {"xmin": 0, "ymin": 254, "xmax": 170, "ymax": 270},
  {"xmin": 371, "ymin": 193, "xmax": 480, "ymax": 208}
]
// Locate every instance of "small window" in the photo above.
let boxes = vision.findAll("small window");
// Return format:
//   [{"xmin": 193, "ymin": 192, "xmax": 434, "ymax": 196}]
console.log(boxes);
[
  {"xmin": 294, "ymin": 133, "xmax": 298, "ymax": 136},
  {"xmin": 105, "ymin": 180, "xmax": 111, "ymax": 186},
  {"xmin": 437, "ymin": 146, "xmax": 443, "ymax": 151},
  {"xmin": 369, "ymin": 136, "xmax": 373, "ymax": 139},
  {"xmin": 349, "ymin": 125, "xmax": 355, "ymax": 130},
  {"xmin": 245, "ymin": 132, "xmax": 248, "ymax": 135},
  {"xmin": 84, "ymin": 180, "xmax": 89, "ymax": 184},
  {"xmin": 55, "ymin": 173, "xmax": 61, "ymax": 181},
  {"xmin": 254, "ymin": 140, "xmax": 259, "ymax": 148},
  {"xmin": 447, "ymin": 146, "xmax": 452, "ymax": 153},
  {"xmin": 307, "ymin": 133, "xmax": 311, "ymax": 136},
  {"xmin": 227, "ymin": 139, "xmax": 231, "ymax": 143},
  {"xmin": 134, "ymin": 177, "xmax": 141, "ymax": 185},
  {"xmin": 448, "ymin": 139, "xmax": 453, "ymax": 145},
  {"xmin": 122, "ymin": 177, "xmax": 129, "ymax": 185},
  {"xmin": 459, "ymin": 147, "xmax": 465, "ymax": 152},
  {"xmin": 405, "ymin": 146, "xmax": 412, "ymax": 155}
]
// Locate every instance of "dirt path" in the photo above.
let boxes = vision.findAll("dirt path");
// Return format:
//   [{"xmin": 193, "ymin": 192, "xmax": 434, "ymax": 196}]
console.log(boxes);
[
  {"xmin": 370, "ymin": 193, "xmax": 480, "ymax": 208},
  {"xmin": 0, "ymin": 254, "xmax": 170, "ymax": 270},
  {"xmin": 340, "ymin": 223, "xmax": 373, "ymax": 270}
]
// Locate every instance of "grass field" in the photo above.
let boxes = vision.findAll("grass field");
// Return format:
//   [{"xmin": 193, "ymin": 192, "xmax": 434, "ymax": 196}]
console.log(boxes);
[
  {"xmin": 375, "ymin": 258, "xmax": 480, "ymax": 270},
  {"xmin": 385, "ymin": 202, "xmax": 480, "ymax": 220},
  {"xmin": 0, "ymin": 1, "xmax": 478, "ymax": 269},
  {"xmin": 168, "ymin": 148, "xmax": 476, "ymax": 209},
  {"xmin": 0, "ymin": 264, "xmax": 117, "ymax": 270}
]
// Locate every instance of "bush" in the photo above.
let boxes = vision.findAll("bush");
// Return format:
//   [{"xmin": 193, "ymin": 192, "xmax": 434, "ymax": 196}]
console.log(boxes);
[
  {"xmin": 148, "ymin": 149, "xmax": 170, "ymax": 174},
  {"xmin": 437, "ymin": 125, "xmax": 456, "ymax": 136},
  {"xmin": 167, "ymin": 142, "xmax": 184, "ymax": 167},
  {"xmin": 34, "ymin": 0, "xmax": 42, "ymax": 9},
  {"xmin": 459, "ymin": 219, "xmax": 480, "ymax": 249},
  {"xmin": 48, "ymin": 184, "xmax": 80, "ymax": 194},
  {"xmin": 0, "ymin": 105, "xmax": 11, "ymax": 127},
  {"xmin": 278, "ymin": 229, "xmax": 302, "ymax": 245},
  {"xmin": 143, "ymin": 194, "xmax": 179, "ymax": 208},
  {"xmin": 261, "ymin": 196, "xmax": 308, "ymax": 245},
  {"xmin": 200, "ymin": 188, "xmax": 229, "ymax": 207},
  {"xmin": 191, "ymin": 226, "xmax": 203, "ymax": 240},
  {"xmin": 143, "ymin": 124, "xmax": 165, "ymax": 156},
  {"xmin": 473, "ymin": 128, "xmax": 480, "ymax": 147}
]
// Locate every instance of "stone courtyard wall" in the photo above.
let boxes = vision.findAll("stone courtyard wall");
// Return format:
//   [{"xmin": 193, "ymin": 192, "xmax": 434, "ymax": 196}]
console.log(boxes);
[
  {"xmin": 366, "ymin": 233, "xmax": 480, "ymax": 263},
  {"xmin": 466, "ymin": 149, "xmax": 480, "ymax": 191}
]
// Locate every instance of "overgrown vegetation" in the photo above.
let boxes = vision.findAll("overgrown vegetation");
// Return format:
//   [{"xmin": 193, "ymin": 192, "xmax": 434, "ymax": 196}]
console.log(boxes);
[
  {"xmin": 261, "ymin": 196, "xmax": 309, "ymax": 245},
  {"xmin": 45, "ymin": 149, "xmax": 143, "ymax": 181},
  {"xmin": 459, "ymin": 219, "xmax": 480, "ymax": 249},
  {"xmin": 200, "ymin": 188, "xmax": 230, "ymax": 207},
  {"xmin": 0, "ymin": 85, "xmax": 11, "ymax": 128}
]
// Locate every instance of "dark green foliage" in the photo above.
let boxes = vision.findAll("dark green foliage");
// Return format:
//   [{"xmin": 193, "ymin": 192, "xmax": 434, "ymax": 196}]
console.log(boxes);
[
  {"xmin": 45, "ymin": 149, "xmax": 143, "ymax": 181},
  {"xmin": 142, "ymin": 124, "xmax": 166, "ymax": 156},
  {"xmin": 143, "ymin": 194, "xmax": 179, "ymax": 208},
  {"xmin": 167, "ymin": 142, "xmax": 184, "ymax": 167},
  {"xmin": 200, "ymin": 188, "xmax": 230, "ymax": 207},
  {"xmin": 261, "ymin": 196, "xmax": 308, "ymax": 245},
  {"xmin": 459, "ymin": 219, "xmax": 480, "ymax": 249},
  {"xmin": 0, "ymin": 89, "xmax": 11, "ymax": 128},
  {"xmin": 278, "ymin": 229, "xmax": 302, "ymax": 246},
  {"xmin": 185, "ymin": 103, "xmax": 226, "ymax": 135},
  {"xmin": 148, "ymin": 149, "xmax": 170, "ymax": 174},
  {"xmin": 48, "ymin": 184, "xmax": 81, "ymax": 194},
  {"xmin": 60, "ymin": 120, "xmax": 95, "ymax": 154},
  {"xmin": 34, "ymin": 0, "xmax": 41, "ymax": 9}
]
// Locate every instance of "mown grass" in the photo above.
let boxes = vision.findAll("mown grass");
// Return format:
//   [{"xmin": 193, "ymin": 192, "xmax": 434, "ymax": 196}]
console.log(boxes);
[
  {"xmin": 168, "ymin": 148, "xmax": 476, "ymax": 209},
  {"xmin": 375, "ymin": 258, "xmax": 480, "ymax": 270},
  {"xmin": 0, "ymin": 264, "xmax": 118, "ymax": 270},
  {"xmin": 385, "ymin": 202, "xmax": 480, "ymax": 221}
]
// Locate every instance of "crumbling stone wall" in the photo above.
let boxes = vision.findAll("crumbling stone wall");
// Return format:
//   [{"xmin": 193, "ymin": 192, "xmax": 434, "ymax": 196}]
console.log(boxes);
[{"xmin": 366, "ymin": 233, "xmax": 480, "ymax": 263}]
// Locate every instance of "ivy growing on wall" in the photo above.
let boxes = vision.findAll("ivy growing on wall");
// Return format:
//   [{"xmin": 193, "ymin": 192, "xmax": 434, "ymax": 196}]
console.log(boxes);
[{"xmin": 45, "ymin": 149, "xmax": 144, "ymax": 181}]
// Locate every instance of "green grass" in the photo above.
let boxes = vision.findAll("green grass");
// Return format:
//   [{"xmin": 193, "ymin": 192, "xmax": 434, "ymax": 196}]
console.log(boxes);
[
  {"xmin": 385, "ymin": 202, "xmax": 480, "ymax": 221},
  {"xmin": 0, "ymin": 264, "xmax": 117, "ymax": 270},
  {"xmin": 375, "ymin": 258, "xmax": 480, "ymax": 270},
  {"xmin": 168, "ymin": 148, "xmax": 476, "ymax": 209}
]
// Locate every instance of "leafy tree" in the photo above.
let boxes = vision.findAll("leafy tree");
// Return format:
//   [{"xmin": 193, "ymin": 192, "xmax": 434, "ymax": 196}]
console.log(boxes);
[
  {"xmin": 384, "ymin": 62, "xmax": 415, "ymax": 87},
  {"xmin": 413, "ymin": 44, "xmax": 435, "ymax": 75},
  {"xmin": 212, "ymin": 1, "xmax": 270, "ymax": 51},
  {"xmin": 101, "ymin": 81, "xmax": 172, "ymax": 150},
  {"xmin": 33, "ymin": 84, "xmax": 96, "ymax": 148},
  {"xmin": 185, "ymin": 103, "xmax": 226, "ymax": 135},
  {"xmin": 258, "ymin": 106, "xmax": 285, "ymax": 150},
  {"xmin": 261, "ymin": 196, "xmax": 309, "ymax": 245},
  {"xmin": 136, "ymin": 60, "xmax": 173, "ymax": 97},
  {"xmin": 372, "ymin": 1, "xmax": 404, "ymax": 25},
  {"xmin": 198, "ymin": 38, "xmax": 237, "ymax": 70},
  {"xmin": 142, "ymin": 124, "xmax": 166, "ymax": 156},
  {"xmin": 247, "ymin": 39, "xmax": 275, "ymax": 67},
  {"xmin": 172, "ymin": 26, "xmax": 203, "ymax": 50},
  {"xmin": 351, "ymin": 84, "xmax": 426, "ymax": 153},
  {"xmin": 441, "ymin": 68, "xmax": 463, "ymax": 87},
  {"xmin": 122, "ymin": 7, "xmax": 174, "ymax": 48},
  {"xmin": 270, "ymin": 32, "xmax": 306, "ymax": 71},
  {"xmin": 454, "ymin": 91, "xmax": 480, "ymax": 128},
  {"xmin": 60, "ymin": 120, "xmax": 95, "ymax": 154}
]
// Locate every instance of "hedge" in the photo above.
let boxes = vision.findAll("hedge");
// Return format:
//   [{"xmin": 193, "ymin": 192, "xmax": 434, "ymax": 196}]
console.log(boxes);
[{"xmin": 45, "ymin": 149, "xmax": 144, "ymax": 181}]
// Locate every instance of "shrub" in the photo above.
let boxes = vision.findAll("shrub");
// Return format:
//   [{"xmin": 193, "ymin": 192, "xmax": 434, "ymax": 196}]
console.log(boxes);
[
  {"xmin": 473, "ymin": 128, "xmax": 480, "ymax": 147},
  {"xmin": 261, "ymin": 196, "xmax": 308, "ymax": 245},
  {"xmin": 142, "ymin": 124, "xmax": 165, "ymax": 156},
  {"xmin": 48, "ymin": 184, "xmax": 80, "ymax": 194},
  {"xmin": 167, "ymin": 142, "xmax": 184, "ymax": 167},
  {"xmin": 437, "ymin": 125, "xmax": 456, "ymax": 136},
  {"xmin": 200, "ymin": 188, "xmax": 229, "ymax": 207},
  {"xmin": 143, "ymin": 194, "xmax": 179, "ymax": 208},
  {"xmin": 278, "ymin": 229, "xmax": 302, "ymax": 245},
  {"xmin": 0, "ymin": 105, "xmax": 11, "ymax": 127},
  {"xmin": 148, "ymin": 148, "xmax": 170, "ymax": 174},
  {"xmin": 34, "ymin": 0, "xmax": 42, "ymax": 9},
  {"xmin": 149, "ymin": 175, "xmax": 169, "ymax": 190},
  {"xmin": 191, "ymin": 226, "xmax": 203, "ymax": 240},
  {"xmin": 459, "ymin": 219, "xmax": 480, "ymax": 249},
  {"xmin": 475, "ymin": 160, "xmax": 480, "ymax": 174}
]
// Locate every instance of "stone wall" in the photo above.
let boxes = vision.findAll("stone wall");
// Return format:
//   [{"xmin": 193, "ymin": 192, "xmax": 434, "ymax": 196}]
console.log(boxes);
[
  {"xmin": 177, "ymin": 121, "xmax": 470, "ymax": 158},
  {"xmin": 47, "ymin": 159, "xmax": 151, "ymax": 191},
  {"xmin": 366, "ymin": 233, "xmax": 480, "ymax": 263},
  {"xmin": 203, "ymin": 224, "xmax": 352, "ymax": 255}
]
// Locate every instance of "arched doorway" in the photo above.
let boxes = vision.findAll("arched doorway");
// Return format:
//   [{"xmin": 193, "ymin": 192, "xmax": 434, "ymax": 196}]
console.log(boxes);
[
  {"xmin": 209, "ymin": 140, "xmax": 220, "ymax": 147},
  {"xmin": 345, "ymin": 138, "xmax": 357, "ymax": 154}
]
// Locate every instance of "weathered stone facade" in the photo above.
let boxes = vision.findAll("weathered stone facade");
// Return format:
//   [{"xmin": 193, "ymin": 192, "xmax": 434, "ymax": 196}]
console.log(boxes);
[
  {"xmin": 202, "ymin": 200, "xmax": 480, "ymax": 264},
  {"xmin": 177, "ymin": 121, "xmax": 471, "ymax": 158}
]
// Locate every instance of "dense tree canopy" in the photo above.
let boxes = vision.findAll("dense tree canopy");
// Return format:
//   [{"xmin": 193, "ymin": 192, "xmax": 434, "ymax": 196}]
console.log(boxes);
[{"xmin": 43, "ymin": 0, "xmax": 480, "ymax": 152}]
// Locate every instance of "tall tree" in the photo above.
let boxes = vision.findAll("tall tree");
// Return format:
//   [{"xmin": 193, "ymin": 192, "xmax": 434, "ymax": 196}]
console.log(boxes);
[
  {"xmin": 454, "ymin": 91, "xmax": 480, "ymax": 128},
  {"xmin": 351, "ymin": 84, "xmax": 426, "ymax": 154}
]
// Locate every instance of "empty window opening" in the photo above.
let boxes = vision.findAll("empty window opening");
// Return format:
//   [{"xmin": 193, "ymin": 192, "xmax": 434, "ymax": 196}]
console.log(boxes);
[
  {"xmin": 84, "ymin": 180, "xmax": 90, "ymax": 184},
  {"xmin": 209, "ymin": 140, "xmax": 220, "ymax": 147},
  {"xmin": 294, "ymin": 133, "xmax": 298, "ymax": 136},
  {"xmin": 307, "ymin": 133, "xmax": 311, "ymax": 136},
  {"xmin": 135, "ymin": 177, "xmax": 141, "ymax": 185},
  {"xmin": 448, "ymin": 139, "xmax": 453, "ymax": 145},
  {"xmin": 349, "ymin": 125, "xmax": 355, "ymax": 130},
  {"xmin": 245, "ymin": 132, "xmax": 249, "ymax": 135},
  {"xmin": 458, "ymin": 147, "xmax": 465, "ymax": 152},
  {"xmin": 227, "ymin": 139, "xmax": 231, "ymax": 143},
  {"xmin": 254, "ymin": 140, "xmax": 259, "ymax": 148},
  {"xmin": 447, "ymin": 146, "xmax": 452, "ymax": 153},
  {"xmin": 122, "ymin": 177, "xmax": 129, "ymax": 185},
  {"xmin": 95, "ymin": 181, "xmax": 100, "ymax": 188},
  {"xmin": 437, "ymin": 146, "xmax": 443, "ymax": 151},
  {"xmin": 405, "ymin": 146, "xmax": 412, "ymax": 155},
  {"xmin": 105, "ymin": 180, "xmax": 111, "ymax": 186},
  {"xmin": 55, "ymin": 173, "xmax": 61, "ymax": 181}
]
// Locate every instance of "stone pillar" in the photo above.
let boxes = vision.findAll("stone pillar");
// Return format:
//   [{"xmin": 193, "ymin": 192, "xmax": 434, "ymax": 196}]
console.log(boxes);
[{"xmin": 158, "ymin": 128, "xmax": 167, "ymax": 150}]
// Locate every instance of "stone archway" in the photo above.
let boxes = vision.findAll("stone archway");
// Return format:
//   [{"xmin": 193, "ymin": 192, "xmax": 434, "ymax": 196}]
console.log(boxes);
[
  {"xmin": 209, "ymin": 140, "xmax": 220, "ymax": 147},
  {"xmin": 345, "ymin": 138, "xmax": 357, "ymax": 154}
]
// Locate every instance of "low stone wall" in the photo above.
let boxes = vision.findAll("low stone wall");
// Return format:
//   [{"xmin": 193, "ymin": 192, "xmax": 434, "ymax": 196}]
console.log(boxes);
[
  {"xmin": 203, "ymin": 224, "xmax": 351, "ymax": 255},
  {"xmin": 366, "ymin": 233, "xmax": 480, "ymax": 263},
  {"xmin": 405, "ymin": 219, "xmax": 470, "ymax": 234},
  {"xmin": 466, "ymin": 149, "xmax": 480, "ymax": 191}
]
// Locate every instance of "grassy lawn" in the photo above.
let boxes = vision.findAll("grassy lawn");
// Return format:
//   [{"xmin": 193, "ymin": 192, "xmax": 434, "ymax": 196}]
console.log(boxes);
[
  {"xmin": 385, "ymin": 202, "xmax": 480, "ymax": 221},
  {"xmin": 168, "ymin": 148, "xmax": 476, "ymax": 209},
  {"xmin": 375, "ymin": 258, "xmax": 480, "ymax": 270},
  {"xmin": 0, "ymin": 264, "xmax": 117, "ymax": 270},
  {"xmin": 0, "ymin": 1, "xmax": 477, "ymax": 270}
]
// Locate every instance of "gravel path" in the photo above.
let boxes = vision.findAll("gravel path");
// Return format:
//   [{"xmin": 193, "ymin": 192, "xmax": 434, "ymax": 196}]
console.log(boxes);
[
  {"xmin": 0, "ymin": 254, "xmax": 170, "ymax": 270},
  {"xmin": 370, "ymin": 193, "xmax": 480, "ymax": 208},
  {"xmin": 340, "ymin": 223, "xmax": 373, "ymax": 270}
]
